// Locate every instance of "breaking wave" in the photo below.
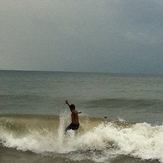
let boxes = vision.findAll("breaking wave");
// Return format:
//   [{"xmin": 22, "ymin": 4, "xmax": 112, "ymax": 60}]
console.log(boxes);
[{"xmin": 0, "ymin": 114, "xmax": 163, "ymax": 163}]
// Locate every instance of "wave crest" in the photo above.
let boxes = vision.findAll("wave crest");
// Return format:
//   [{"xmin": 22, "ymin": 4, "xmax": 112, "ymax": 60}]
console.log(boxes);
[{"xmin": 0, "ymin": 114, "xmax": 163, "ymax": 162}]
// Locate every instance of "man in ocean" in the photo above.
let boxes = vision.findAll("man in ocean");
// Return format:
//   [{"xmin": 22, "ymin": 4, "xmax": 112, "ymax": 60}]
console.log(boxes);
[{"xmin": 65, "ymin": 100, "xmax": 82, "ymax": 132}]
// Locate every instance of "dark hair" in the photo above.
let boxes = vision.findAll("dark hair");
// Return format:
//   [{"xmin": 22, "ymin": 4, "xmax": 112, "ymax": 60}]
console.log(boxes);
[{"xmin": 70, "ymin": 104, "xmax": 75, "ymax": 109}]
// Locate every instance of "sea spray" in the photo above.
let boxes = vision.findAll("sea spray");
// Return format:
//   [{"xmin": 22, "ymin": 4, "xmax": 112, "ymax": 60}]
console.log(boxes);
[
  {"xmin": 0, "ymin": 114, "xmax": 163, "ymax": 162},
  {"xmin": 56, "ymin": 113, "xmax": 67, "ymax": 146}
]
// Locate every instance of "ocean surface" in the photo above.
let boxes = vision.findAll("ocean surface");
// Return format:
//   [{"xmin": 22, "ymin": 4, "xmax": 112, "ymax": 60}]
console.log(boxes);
[{"xmin": 0, "ymin": 70, "xmax": 163, "ymax": 163}]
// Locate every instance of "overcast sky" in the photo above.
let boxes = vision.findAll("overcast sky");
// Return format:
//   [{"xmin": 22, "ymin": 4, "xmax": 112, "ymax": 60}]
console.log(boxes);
[{"xmin": 0, "ymin": 0, "xmax": 163, "ymax": 74}]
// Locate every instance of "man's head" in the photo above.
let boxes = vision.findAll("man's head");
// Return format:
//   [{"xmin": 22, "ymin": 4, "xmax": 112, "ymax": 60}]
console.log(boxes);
[{"xmin": 70, "ymin": 104, "xmax": 75, "ymax": 110}]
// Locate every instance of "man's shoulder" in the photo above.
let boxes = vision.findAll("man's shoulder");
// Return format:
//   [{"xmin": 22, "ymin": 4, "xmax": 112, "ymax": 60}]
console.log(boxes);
[{"xmin": 72, "ymin": 110, "xmax": 78, "ymax": 114}]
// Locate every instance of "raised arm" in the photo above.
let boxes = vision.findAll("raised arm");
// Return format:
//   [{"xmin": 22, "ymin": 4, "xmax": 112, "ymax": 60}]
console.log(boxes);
[{"xmin": 65, "ymin": 100, "xmax": 70, "ymax": 108}]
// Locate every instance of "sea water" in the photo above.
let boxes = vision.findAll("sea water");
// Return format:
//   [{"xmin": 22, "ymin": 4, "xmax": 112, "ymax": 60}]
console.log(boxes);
[{"xmin": 0, "ymin": 70, "xmax": 163, "ymax": 163}]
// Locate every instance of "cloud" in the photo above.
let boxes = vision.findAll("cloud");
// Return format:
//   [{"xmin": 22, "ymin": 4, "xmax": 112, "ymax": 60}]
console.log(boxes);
[{"xmin": 0, "ymin": 0, "xmax": 163, "ymax": 74}]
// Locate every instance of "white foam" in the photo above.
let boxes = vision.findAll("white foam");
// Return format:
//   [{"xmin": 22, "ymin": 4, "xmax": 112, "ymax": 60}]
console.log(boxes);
[{"xmin": 1, "ymin": 117, "xmax": 163, "ymax": 163}]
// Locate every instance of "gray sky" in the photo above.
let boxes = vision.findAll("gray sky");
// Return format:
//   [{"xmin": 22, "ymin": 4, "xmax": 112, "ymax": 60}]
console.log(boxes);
[{"xmin": 0, "ymin": 0, "xmax": 163, "ymax": 74}]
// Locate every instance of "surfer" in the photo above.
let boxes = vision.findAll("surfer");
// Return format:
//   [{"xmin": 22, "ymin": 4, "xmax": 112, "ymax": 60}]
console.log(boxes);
[{"xmin": 65, "ymin": 100, "xmax": 82, "ymax": 132}]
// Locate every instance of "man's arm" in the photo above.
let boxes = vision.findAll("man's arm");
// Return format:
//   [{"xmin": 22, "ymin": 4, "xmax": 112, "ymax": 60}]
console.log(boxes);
[
  {"xmin": 72, "ymin": 110, "xmax": 82, "ymax": 114},
  {"xmin": 65, "ymin": 100, "xmax": 70, "ymax": 108}
]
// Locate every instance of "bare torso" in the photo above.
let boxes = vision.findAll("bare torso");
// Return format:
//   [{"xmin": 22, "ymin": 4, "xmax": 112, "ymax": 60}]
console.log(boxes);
[{"xmin": 71, "ymin": 110, "xmax": 79, "ymax": 124}]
